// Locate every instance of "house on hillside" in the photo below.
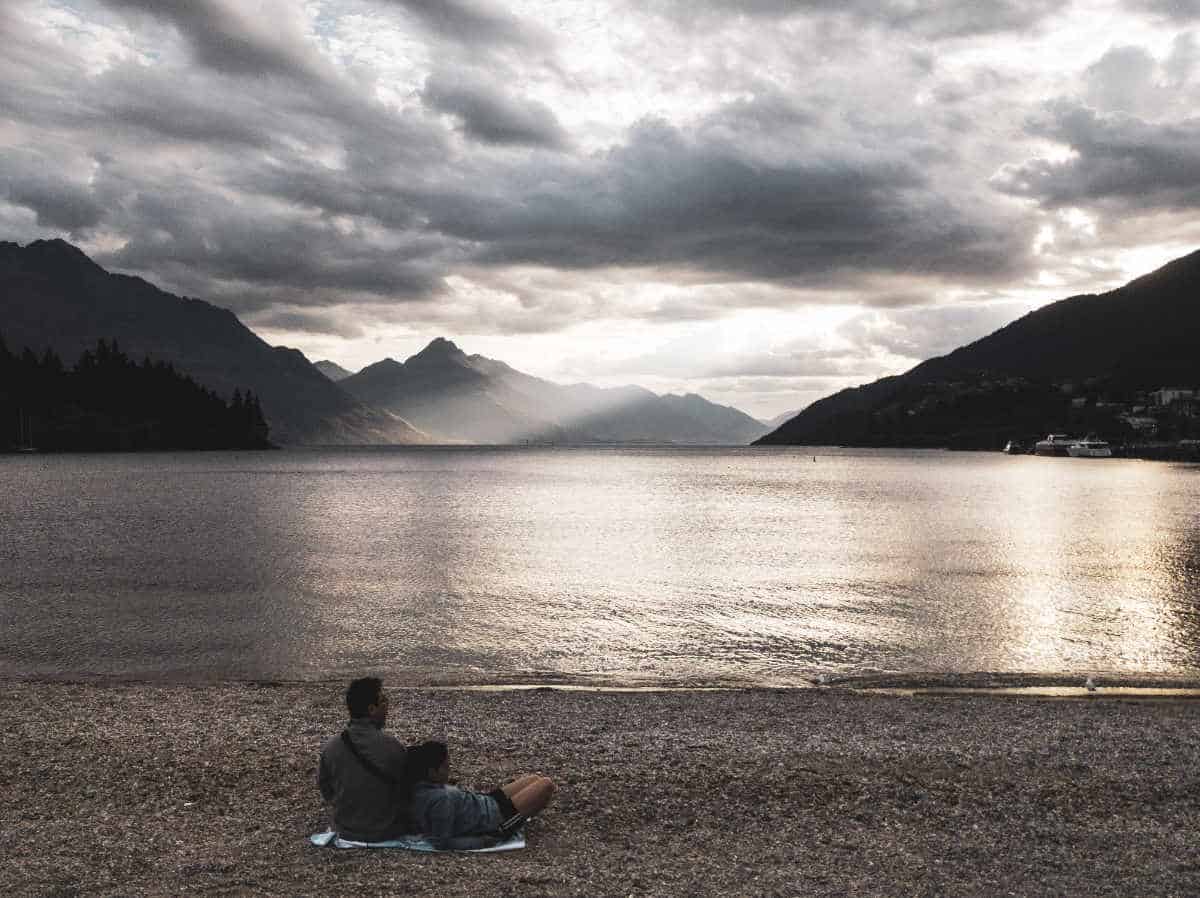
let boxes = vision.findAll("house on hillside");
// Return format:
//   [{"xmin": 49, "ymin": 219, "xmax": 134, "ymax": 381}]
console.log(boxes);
[
  {"xmin": 1172, "ymin": 398, "xmax": 1200, "ymax": 419},
  {"xmin": 1151, "ymin": 388, "xmax": 1196, "ymax": 407},
  {"xmin": 1120, "ymin": 414, "xmax": 1159, "ymax": 434}
]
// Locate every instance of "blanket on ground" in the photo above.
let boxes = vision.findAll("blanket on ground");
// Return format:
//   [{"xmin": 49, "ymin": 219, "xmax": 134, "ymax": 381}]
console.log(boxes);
[{"xmin": 309, "ymin": 830, "xmax": 525, "ymax": 853}]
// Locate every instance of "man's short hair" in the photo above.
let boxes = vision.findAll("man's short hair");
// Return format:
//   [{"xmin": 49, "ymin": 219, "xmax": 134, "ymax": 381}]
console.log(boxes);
[{"xmin": 346, "ymin": 676, "xmax": 383, "ymax": 717}]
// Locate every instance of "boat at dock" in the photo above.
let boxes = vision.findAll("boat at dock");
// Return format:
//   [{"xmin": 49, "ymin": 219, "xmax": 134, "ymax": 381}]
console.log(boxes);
[
  {"xmin": 1067, "ymin": 437, "xmax": 1113, "ymax": 458},
  {"xmin": 1034, "ymin": 434, "xmax": 1074, "ymax": 456}
]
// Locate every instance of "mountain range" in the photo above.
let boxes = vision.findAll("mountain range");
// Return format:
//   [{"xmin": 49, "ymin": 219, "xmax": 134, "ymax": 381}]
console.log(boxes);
[
  {"xmin": 0, "ymin": 240, "xmax": 425, "ymax": 445},
  {"xmin": 0, "ymin": 240, "xmax": 767, "ymax": 446},
  {"xmin": 339, "ymin": 338, "xmax": 769, "ymax": 444},
  {"xmin": 757, "ymin": 248, "xmax": 1200, "ymax": 448},
  {"xmin": 13, "ymin": 237, "xmax": 1195, "ymax": 451}
]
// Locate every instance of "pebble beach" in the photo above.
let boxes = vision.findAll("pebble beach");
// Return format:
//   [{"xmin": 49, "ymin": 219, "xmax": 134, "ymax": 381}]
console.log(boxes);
[{"xmin": 5, "ymin": 677, "xmax": 1200, "ymax": 897}]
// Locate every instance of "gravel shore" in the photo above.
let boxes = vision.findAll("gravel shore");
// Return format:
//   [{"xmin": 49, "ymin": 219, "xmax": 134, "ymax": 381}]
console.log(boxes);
[{"xmin": 4, "ymin": 678, "xmax": 1200, "ymax": 897}]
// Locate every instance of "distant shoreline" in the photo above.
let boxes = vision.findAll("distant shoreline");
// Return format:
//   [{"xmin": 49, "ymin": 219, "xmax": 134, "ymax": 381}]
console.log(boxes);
[
  {"xmin": 7, "ymin": 670, "xmax": 1200, "ymax": 691},
  {"xmin": 7, "ymin": 440, "xmax": 1198, "ymax": 458}
]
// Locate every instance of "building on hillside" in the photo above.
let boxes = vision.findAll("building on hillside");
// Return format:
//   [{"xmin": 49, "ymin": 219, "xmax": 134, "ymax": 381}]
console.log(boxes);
[
  {"xmin": 1151, "ymin": 388, "xmax": 1196, "ymax": 406},
  {"xmin": 1172, "ymin": 398, "xmax": 1200, "ymax": 419},
  {"xmin": 1120, "ymin": 414, "xmax": 1159, "ymax": 434}
]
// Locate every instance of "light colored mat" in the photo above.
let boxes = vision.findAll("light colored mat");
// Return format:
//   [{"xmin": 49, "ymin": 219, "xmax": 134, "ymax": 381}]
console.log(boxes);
[{"xmin": 309, "ymin": 830, "xmax": 525, "ymax": 853}]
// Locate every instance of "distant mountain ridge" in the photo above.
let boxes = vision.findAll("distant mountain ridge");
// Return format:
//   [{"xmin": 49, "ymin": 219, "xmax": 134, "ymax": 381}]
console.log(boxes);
[
  {"xmin": 0, "ymin": 240, "xmax": 425, "ymax": 445},
  {"xmin": 765, "ymin": 409, "xmax": 801, "ymax": 429},
  {"xmin": 341, "ymin": 337, "xmax": 770, "ymax": 444},
  {"xmin": 314, "ymin": 360, "xmax": 354, "ymax": 381},
  {"xmin": 0, "ymin": 240, "xmax": 764, "ymax": 446},
  {"xmin": 757, "ymin": 248, "xmax": 1200, "ymax": 448}
]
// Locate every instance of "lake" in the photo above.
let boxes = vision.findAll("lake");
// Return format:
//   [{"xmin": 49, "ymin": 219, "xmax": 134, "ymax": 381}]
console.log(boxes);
[{"xmin": 2, "ymin": 447, "xmax": 1198, "ymax": 685}]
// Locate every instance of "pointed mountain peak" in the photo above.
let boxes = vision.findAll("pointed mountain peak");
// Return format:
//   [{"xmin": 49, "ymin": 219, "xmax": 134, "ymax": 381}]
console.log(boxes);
[
  {"xmin": 25, "ymin": 238, "xmax": 104, "ymax": 272},
  {"xmin": 408, "ymin": 337, "xmax": 469, "ymax": 366},
  {"xmin": 359, "ymin": 357, "xmax": 403, "ymax": 373}
]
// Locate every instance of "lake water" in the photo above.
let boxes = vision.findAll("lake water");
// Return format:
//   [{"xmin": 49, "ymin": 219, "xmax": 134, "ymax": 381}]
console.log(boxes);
[{"xmin": 2, "ymin": 447, "xmax": 1199, "ymax": 685}]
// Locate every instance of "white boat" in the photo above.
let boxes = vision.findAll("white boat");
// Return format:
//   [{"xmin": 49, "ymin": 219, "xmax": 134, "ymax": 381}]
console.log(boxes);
[
  {"xmin": 1003, "ymin": 440, "xmax": 1027, "ymax": 454},
  {"xmin": 1034, "ymin": 434, "xmax": 1074, "ymax": 456},
  {"xmin": 1067, "ymin": 437, "xmax": 1113, "ymax": 458}
]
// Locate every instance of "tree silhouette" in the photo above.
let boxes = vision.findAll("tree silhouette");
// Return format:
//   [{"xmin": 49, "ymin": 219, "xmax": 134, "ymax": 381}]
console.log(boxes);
[{"xmin": 0, "ymin": 333, "xmax": 273, "ymax": 451}]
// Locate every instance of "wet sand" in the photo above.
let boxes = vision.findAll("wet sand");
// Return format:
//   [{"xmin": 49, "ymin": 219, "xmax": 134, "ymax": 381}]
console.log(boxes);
[{"xmin": 4, "ymin": 677, "xmax": 1200, "ymax": 897}]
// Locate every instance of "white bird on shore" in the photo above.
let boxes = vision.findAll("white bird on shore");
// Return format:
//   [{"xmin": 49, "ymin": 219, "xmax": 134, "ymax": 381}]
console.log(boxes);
[
  {"xmin": 816, "ymin": 674, "xmax": 829, "ymax": 686},
  {"xmin": 1085, "ymin": 676, "xmax": 1097, "ymax": 692}
]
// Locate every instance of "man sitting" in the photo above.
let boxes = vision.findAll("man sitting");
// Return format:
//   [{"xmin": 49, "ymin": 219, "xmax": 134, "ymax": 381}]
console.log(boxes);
[{"xmin": 318, "ymin": 677, "xmax": 413, "ymax": 841}]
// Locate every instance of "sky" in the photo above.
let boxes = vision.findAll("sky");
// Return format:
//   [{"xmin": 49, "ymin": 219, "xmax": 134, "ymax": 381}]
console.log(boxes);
[{"xmin": 2, "ymin": 1, "xmax": 1199, "ymax": 420}]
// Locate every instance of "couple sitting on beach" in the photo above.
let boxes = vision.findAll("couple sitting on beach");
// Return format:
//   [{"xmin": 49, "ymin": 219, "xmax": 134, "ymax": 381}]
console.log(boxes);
[{"xmin": 318, "ymin": 677, "xmax": 556, "ymax": 849}]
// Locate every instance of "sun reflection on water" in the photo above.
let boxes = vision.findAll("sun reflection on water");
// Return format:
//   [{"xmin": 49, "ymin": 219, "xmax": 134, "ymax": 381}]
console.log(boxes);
[{"xmin": 1, "ymin": 448, "xmax": 1199, "ymax": 683}]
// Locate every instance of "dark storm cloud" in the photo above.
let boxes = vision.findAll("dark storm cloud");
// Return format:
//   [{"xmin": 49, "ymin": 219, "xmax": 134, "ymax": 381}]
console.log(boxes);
[
  {"xmin": 651, "ymin": 0, "xmax": 1068, "ymax": 37},
  {"xmin": 246, "ymin": 307, "xmax": 367, "ymax": 339},
  {"xmin": 95, "ymin": 0, "xmax": 448, "ymax": 168},
  {"xmin": 102, "ymin": 209, "xmax": 445, "ymax": 306},
  {"xmin": 241, "ymin": 157, "xmax": 425, "ymax": 231},
  {"xmin": 87, "ymin": 62, "xmax": 444, "ymax": 169},
  {"xmin": 0, "ymin": 11, "xmax": 450, "ymax": 310},
  {"xmin": 0, "ymin": 0, "xmax": 1046, "ymax": 339},
  {"xmin": 0, "ymin": 48, "xmax": 275, "ymax": 152},
  {"xmin": 0, "ymin": 153, "xmax": 104, "ymax": 233},
  {"xmin": 378, "ymin": 0, "xmax": 549, "ymax": 50},
  {"xmin": 91, "ymin": 66, "xmax": 276, "ymax": 148},
  {"xmin": 100, "ymin": 0, "xmax": 322, "ymax": 81},
  {"xmin": 0, "ymin": 0, "xmax": 1029, "ymax": 330},
  {"xmin": 421, "ymin": 112, "xmax": 1030, "ymax": 284},
  {"xmin": 992, "ymin": 100, "xmax": 1200, "ymax": 210},
  {"xmin": 421, "ymin": 71, "xmax": 569, "ymax": 148},
  {"xmin": 69, "ymin": 156, "xmax": 447, "ymax": 308}
]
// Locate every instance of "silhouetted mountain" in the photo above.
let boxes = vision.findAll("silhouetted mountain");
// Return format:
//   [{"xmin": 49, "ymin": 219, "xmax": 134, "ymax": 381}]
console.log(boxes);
[
  {"xmin": 314, "ymin": 360, "xmax": 355, "ymax": 381},
  {"xmin": 341, "ymin": 338, "xmax": 769, "ymax": 444},
  {"xmin": 757, "ymin": 249, "xmax": 1200, "ymax": 448},
  {"xmin": 0, "ymin": 240, "xmax": 425, "ymax": 444}
]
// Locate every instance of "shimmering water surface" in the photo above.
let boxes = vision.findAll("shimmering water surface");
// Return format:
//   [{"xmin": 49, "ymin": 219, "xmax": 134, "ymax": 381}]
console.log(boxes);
[{"xmin": 2, "ymin": 447, "xmax": 1198, "ymax": 684}]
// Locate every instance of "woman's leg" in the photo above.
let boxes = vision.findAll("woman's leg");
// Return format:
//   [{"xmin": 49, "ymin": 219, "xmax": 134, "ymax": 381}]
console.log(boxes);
[
  {"xmin": 507, "ymin": 775, "xmax": 556, "ymax": 817},
  {"xmin": 500, "ymin": 774, "xmax": 542, "ymax": 799}
]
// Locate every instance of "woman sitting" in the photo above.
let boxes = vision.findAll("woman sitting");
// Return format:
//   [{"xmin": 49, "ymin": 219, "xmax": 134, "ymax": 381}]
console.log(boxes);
[{"xmin": 404, "ymin": 740, "xmax": 556, "ymax": 849}]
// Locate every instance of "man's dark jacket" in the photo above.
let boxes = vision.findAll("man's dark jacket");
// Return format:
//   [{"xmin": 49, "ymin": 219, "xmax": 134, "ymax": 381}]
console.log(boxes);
[{"xmin": 318, "ymin": 718, "xmax": 413, "ymax": 840}]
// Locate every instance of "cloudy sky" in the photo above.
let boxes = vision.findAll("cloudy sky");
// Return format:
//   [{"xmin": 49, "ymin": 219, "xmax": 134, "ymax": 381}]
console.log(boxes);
[{"xmin": 3, "ymin": 0, "xmax": 1199, "ymax": 419}]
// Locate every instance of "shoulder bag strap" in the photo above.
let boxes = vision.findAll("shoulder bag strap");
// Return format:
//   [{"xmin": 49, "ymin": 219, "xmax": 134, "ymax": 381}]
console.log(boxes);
[{"xmin": 340, "ymin": 729, "xmax": 398, "ymax": 786}]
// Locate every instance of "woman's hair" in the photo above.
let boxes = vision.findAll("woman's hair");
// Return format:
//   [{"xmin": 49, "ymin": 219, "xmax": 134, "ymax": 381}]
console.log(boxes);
[{"xmin": 404, "ymin": 740, "xmax": 448, "ymax": 789}]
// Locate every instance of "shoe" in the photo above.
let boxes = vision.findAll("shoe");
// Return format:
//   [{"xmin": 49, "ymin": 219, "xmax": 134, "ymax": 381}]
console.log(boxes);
[{"xmin": 497, "ymin": 812, "xmax": 527, "ymax": 838}]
